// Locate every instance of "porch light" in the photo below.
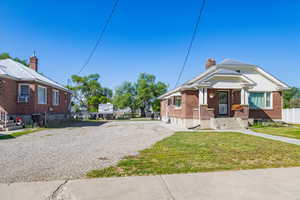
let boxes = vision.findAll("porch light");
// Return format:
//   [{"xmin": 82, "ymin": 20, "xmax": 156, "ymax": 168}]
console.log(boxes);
[{"xmin": 209, "ymin": 92, "xmax": 215, "ymax": 99}]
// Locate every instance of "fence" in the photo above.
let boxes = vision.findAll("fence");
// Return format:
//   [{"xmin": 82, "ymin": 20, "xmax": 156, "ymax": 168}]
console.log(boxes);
[
  {"xmin": 0, "ymin": 111, "xmax": 7, "ymax": 121},
  {"xmin": 282, "ymin": 108, "xmax": 300, "ymax": 124},
  {"xmin": 0, "ymin": 111, "xmax": 8, "ymax": 128}
]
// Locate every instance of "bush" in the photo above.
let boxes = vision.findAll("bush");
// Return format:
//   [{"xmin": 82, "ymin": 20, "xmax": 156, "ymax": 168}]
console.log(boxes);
[{"xmin": 251, "ymin": 120, "xmax": 286, "ymax": 128}]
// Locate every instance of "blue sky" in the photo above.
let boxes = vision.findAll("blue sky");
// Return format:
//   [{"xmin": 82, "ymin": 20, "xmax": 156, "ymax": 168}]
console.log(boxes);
[{"xmin": 1, "ymin": 0, "xmax": 300, "ymax": 90}]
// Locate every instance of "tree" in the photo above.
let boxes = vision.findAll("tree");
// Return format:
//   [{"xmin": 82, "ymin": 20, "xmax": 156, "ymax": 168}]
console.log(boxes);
[
  {"xmin": 113, "ymin": 73, "xmax": 167, "ymax": 117},
  {"xmin": 283, "ymin": 87, "xmax": 300, "ymax": 108},
  {"xmin": 135, "ymin": 73, "xmax": 168, "ymax": 116},
  {"xmin": 290, "ymin": 98, "xmax": 300, "ymax": 108},
  {"xmin": 0, "ymin": 52, "xmax": 29, "ymax": 66},
  {"xmin": 68, "ymin": 74, "xmax": 112, "ymax": 112},
  {"xmin": 152, "ymin": 81, "xmax": 169, "ymax": 112},
  {"xmin": 113, "ymin": 81, "xmax": 138, "ymax": 114}
]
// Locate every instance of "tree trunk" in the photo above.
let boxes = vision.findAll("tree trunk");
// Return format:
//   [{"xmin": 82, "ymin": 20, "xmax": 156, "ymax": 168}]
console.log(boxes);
[
  {"xmin": 140, "ymin": 107, "xmax": 146, "ymax": 117},
  {"xmin": 130, "ymin": 108, "xmax": 135, "ymax": 118}
]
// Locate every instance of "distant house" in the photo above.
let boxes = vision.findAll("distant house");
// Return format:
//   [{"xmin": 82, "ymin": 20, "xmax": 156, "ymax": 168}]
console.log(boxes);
[
  {"xmin": 0, "ymin": 55, "xmax": 72, "ymax": 126},
  {"xmin": 159, "ymin": 59, "xmax": 289, "ymax": 129}
]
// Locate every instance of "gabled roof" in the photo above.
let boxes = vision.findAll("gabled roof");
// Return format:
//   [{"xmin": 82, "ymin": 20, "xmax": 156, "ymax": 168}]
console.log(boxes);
[
  {"xmin": 214, "ymin": 68, "xmax": 240, "ymax": 75},
  {"xmin": 218, "ymin": 59, "xmax": 256, "ymax": 66},
  {"xmin": 202, "ymin": 69, "xmax": 257, "ymax": 86},
  {"xmin": 0, "ymin": 59, "xmax": 70, "ymax": 92},
  {"xmin": 159, "ymin": 58, "xmax": 290, "ymax": 99}
]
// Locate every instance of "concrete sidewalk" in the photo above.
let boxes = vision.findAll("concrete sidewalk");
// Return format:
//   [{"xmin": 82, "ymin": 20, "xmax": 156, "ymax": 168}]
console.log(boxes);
[
  {"xmin": 1, "ymin": 167, "xmax": 300, "ymax": 200},
  {"xmin": 241, "ymin": 129, "xmax": 300, "ymax": 146}
]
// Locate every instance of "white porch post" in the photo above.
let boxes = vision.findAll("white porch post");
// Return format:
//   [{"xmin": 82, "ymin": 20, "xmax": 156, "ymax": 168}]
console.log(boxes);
[
  {"xmin": 241, "ymin": 88, "xmax": 245, "ymax": 105},
  {"xmin": 203, "ymin": 88, "xmax": 208, "ymax": 105},
  {"xmin": 241, "ymin": 88, "xmax": 249, "ymax": 105},
  {"xmin": 199, "ymin": 88, "xmax": 207, "ymax": 105},
  {"xmin": 198, "ymin": 88, "xmax": 203, "ymax": 121},
  {"xmin": 245, "ymin": 89, "xmax": 249, "ymax": 105},
  {"xmin": 199, "ymin": 88, "xmax": 204, "ymax": 105},
  {"xmin": 198, "ymin": 88, "xmax": 208, "ymax": 122}
]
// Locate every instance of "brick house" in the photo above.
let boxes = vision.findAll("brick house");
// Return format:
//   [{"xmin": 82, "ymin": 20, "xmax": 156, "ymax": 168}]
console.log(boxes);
[
  {"xmin": 0, "ymin": 55, "xmax": 72, "ymax": 125},
  {"xmin": 159, "ymin": 59, "xmax": 289, "ymax": 129}
]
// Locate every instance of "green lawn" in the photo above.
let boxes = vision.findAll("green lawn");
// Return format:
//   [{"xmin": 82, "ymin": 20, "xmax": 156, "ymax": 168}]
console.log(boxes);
[
  {"xmin": 0, "ymin": 128, "xmax": 46, "ymax": 140},
  {"xmin": 87, "ymin": 131, "xmax": 300, "ymax": 178},
  {"xmin": 251, "ymin": 125, "xmax": 300, "ymax": 140}
]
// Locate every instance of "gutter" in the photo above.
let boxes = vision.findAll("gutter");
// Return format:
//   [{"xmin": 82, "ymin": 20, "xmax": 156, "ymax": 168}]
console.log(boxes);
[{"xmin": 0, "ymin": 75, "xmax": 72, "ymax": 93}]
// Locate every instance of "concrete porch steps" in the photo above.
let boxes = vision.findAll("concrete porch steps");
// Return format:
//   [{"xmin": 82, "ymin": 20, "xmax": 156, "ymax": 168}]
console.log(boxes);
[{"xmin": 212, "ymin": 118, "xmax": 245, "ymax": 130}]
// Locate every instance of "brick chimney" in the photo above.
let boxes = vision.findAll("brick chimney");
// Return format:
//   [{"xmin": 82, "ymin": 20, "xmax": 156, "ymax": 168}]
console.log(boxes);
[
  {"xmin": 205, "ymin": 58, "xmax": 216, "ymax": 70},
  {"xmin": 29, "ymin": 52, "xmax": 38, "ymax": 71}
]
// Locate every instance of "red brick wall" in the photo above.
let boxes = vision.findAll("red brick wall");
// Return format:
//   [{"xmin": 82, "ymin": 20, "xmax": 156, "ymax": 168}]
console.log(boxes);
[
  {"xmin": 0, "ymin": 77, "xmax": 71, "ymax": 115},
  {"xmin": 207, "ymin": 89, "xmax": 218, "ymax": 116},
  {"xmin": 16, "ymin": 82, "xmax": 36, "ymax": 115},
  {"xmin": 234, "ymin": 105, "xmax": 249, "ymax": 120},
  {"xmin": 33, "ymin": 83, "xmax": 71, "ymax": 114},
  {"xmin": 160, "ymin": 90, "xmax": 283, "ymax": 120},
  {"xmin": 0, "ymin": 78, "xmax": 18, "ymax": 114},
  {"xmin": 182, "ymin": 90, "xmax": 199, "ymax": 119},
  {"xmin": 249, "ymin": 91, "xmax": 282, "ymax": 120},
  {"xmin": 160, "ymin": 99, "xmax": 167, "ymax": 117},
  {"xmin": 160, "ymin": 90, "xmax": 199, "ymax": 119},
  {"xmin": 160, "ymin": 99, "xmax": 183, "ymax": 118},
  {"xmin": 200, "ymin": 105, "xmax": 215, "ymax": 120}
]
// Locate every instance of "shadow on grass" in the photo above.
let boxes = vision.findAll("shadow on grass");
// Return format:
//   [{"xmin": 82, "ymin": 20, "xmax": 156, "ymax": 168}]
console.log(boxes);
[{"xmin": 0, "ymin": 134, "xmax": 16, "ymax": 140}]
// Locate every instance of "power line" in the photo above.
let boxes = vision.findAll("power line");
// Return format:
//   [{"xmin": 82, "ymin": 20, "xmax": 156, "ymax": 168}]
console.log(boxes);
[
  {"xmin": 78, "ymin": 0, "xmax": 120, "ymax": 74},
  {"xmin": 174, "ymin": 0, "xmax": 206, "ymax": 88}
]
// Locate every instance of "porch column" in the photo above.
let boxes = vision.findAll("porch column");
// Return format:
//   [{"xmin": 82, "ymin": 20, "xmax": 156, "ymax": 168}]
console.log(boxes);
[
  {"xmin": 198, "ymin": 88, "xmax": 207, "ymax": 105},
  {"xmin": 241, "ymin": 88, "xmax": 245, "ymax": 105},
  {"xmin": 245, "ymin": 89, "xmax": 249, "ymax": 105},
  {"xmin": 199, "ymin": 88, "xmax": 204, "ymax": 105},
  {"xmin": 198, "ymin": 88, "xmax": 214, "ymax": 122},
  {"xmin": 203, "ymin": 88, "xmax": 208, "ymax": 104},
  {"xmin": 241, "ymin": 88, "xmax": 249, "ymax": 105}
]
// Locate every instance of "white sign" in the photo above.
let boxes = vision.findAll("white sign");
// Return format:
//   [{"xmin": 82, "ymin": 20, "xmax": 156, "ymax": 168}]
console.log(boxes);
[{"xmin": 98, "ymin": 103, "xmax": 114, "ymax": 114}]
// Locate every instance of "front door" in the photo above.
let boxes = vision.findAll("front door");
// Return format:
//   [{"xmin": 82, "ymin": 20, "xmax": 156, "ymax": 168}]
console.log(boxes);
[{"xmin": 218, "ymin": 91, "xmax": 228, "ymax": 115}]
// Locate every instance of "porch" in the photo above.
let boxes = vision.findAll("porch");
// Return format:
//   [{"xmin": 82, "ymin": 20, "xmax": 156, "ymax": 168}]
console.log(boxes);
[{"xmin": 197, "ymin": 88, "xmax": 250, "ymax": 129}]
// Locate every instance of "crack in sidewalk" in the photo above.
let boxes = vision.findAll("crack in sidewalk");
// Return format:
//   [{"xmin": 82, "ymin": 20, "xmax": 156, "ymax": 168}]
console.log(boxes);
[
  {"xmin": 159, "ymin": 175, "xmax": 175, "ymax": 200},
  {"xmin": 48, "ymin": 180, "xmax": 68, "ymax": 200}
]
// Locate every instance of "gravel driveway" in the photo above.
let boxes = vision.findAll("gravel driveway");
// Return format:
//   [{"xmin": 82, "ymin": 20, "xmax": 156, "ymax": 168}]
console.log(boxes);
[{"xmin": 0, "ymin": 121, "xmax": 175, "ymax": 183}]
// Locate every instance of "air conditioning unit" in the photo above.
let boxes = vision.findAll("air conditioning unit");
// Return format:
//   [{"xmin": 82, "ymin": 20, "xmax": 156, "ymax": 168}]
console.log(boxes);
[{"xmin": 18, "ymin": 96, "xmax": 29, "ymax": 103}]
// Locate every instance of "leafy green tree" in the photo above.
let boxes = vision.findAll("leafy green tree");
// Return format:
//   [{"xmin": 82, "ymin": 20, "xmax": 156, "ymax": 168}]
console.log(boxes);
[
  {"xmin": 290, "ymin": 98, "xmax": 300, "ymax": 108},
  {"xmin": 113, "ymin": 73, "xmax": 167, "ymax": 117},
  {"xmin": 68, "ymin": 74, "xmax": 111, "ymax": 112},
  {"xmin": 0, "ymin": 52, "xmax": 29, "ymax": 66},
  {"xmin": 152, "ymin": 81, "xmax": 169, "ymax": 112},
  {"xmin": 283, "ymin": 87, "xmax": 300, "ymax": 108},
  {"xmin": 113, "ymin": 81, "xmax": 138, "ymax": 114},
  {"xmin": 0, "ymin": 53, "xmax": 10, "ymax": 60},
  {"xmin": 136, "ymin": 73, "xmax": 167, "ymax": 116}
]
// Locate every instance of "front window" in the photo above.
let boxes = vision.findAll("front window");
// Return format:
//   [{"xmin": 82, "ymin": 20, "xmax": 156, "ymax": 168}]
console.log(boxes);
[
  {"xmin": 174, "ymin": 96, "xmax": 182, "ymax": 108},
  {"xmin": 18, "ymin": 84, "xmax": 30, "ymax": 103},
  {"xmin": 38, "ymin": 86, "xmax": 47, "ymax": 104},
  {"xmin": 249, "ymin": 92, "xmax": 272, "ymax": 109},
  {"xmin": 52, "ymin": 90, "xmax": 60, "ymax": 106}
]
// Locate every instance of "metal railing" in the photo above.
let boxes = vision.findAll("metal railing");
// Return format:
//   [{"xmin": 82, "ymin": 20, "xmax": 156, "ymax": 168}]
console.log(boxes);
[{"xmin": 0, "ymin": 111, "xmax": 8, "ymax": 128}]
